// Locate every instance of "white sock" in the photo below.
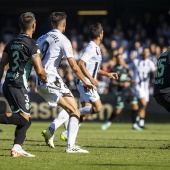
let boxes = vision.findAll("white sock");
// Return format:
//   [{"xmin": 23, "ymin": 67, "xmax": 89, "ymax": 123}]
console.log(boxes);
[
  {"xmin": 63, "ymin": 106, "xmax": 91, "ymax": 132},
  {"xmin": 79, "ymin": 106, "xmax": 92, "ymax": 115},
  {"xmin": 49, "ymin": 109, "xmax": 69, "ymax": 134},
  {"xmin": 12, "ymin": 144, "xmax": 22, "ymax": 151},
  {"xmin": 136, "ymin": 116, "xmax": 140, "ymax": 122},
  {"xmin": 139, "ymin": 119, "xmax": 145, "ymax": 127},
  {"xmin": 67, "ymin": 116, "xmax": 79, "ymax": 148}
]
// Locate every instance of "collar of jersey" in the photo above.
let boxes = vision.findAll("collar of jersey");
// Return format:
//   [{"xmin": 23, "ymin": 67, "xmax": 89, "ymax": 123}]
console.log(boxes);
[
  {"xmin": 90, "ymin": 40, "xmax": 99, "ymax": 48},
  {"xmin": 18, "ymin": 33, "xmax": 30, "ymax": 37},
  {"xmin": 51, "ymin": 29, "xmax": 61, "ymax": 33}
]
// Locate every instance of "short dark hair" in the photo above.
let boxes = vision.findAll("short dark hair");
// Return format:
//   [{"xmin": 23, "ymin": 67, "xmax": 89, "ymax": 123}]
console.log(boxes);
[
  {"xmin": 89, "ymin": 22, "xmax": 103, "ymax": 39},
  {"xmin": 19, "ymin": 12, "xmax": 35, "ymax": 31},
  {"xmin": 50, "ymin": 12, "xmax": 67, "ymax": 27}
]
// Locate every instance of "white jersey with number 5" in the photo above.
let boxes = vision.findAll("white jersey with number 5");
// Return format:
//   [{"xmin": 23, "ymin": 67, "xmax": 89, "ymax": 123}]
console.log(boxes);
[{"xmin": 37, "ymin": 29, "xmax": 74, "ymax": 83}]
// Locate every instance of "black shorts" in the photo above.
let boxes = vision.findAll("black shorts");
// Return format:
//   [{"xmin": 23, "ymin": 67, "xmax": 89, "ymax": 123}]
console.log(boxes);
[
  {"xmin": 116, "ymin": 87, "xmax": 138, "ymax": 108},
  {"xmin": 154, "ymin": 93, "xmax": 170, "ymax": 112},
  {"xmin": 2, "ymin": 85, "xmax": 30, "ymax": 115}
]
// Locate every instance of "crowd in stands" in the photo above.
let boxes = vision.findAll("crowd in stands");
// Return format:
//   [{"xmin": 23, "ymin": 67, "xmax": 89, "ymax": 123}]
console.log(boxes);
[{"xmin": 0, "ymin": 12, "xmax": 170, "ymax": 95}]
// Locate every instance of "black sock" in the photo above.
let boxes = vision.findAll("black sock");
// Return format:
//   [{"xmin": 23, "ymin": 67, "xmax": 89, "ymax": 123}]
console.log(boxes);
[
  {"xmin": 14, "ymin": 118, "xmax": 31, "ymax": 145},
  {"xmin": 0, "ymin": 113, "xmax": 31, "ymax": 146},
  {"xmin": 108, "ymin": 111, "xmax": 116, "ymax": 122},
  {"xmin": 131, "ymin": 110, "xmax": 138, "ymax": 124}
]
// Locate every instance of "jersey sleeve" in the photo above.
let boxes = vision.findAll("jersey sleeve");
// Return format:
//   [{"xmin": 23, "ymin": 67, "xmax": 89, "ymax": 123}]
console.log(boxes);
[{"xmin": 62, "ymin": 37, "xmax": 74, "ymax": 59}]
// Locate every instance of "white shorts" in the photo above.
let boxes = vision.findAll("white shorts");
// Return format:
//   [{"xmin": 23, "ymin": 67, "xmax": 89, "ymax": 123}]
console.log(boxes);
[
  {"xmin": 134, "ymin": 85, "xmax": 149, "ymax": 102},
  {"xmin": 77, "ymin": 81, "xmax": 100, "ymax": 103},
  {"xmin": 37, "ymin": 80, "xmax": 73, "ymax": 108}
]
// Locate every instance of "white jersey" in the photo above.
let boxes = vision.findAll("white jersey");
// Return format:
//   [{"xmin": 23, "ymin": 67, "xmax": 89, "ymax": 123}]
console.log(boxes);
[
  {"xmin": 130, "ymin": 58, "xmax": 156, "ymax": 101},
  {"xmin": 79, "ymin": 40, "xmax": 102, "ymax": 82},
  {"xmin": 76, "ymin": 41, "xmax": 102, "ymax": 103},
  {"xmin": 37, "ymin": 29, "xmax": 74, "ymax": 83},
  {"xmin": 130, "ymin": 58, "xmax": 156, "ymax": 88}
]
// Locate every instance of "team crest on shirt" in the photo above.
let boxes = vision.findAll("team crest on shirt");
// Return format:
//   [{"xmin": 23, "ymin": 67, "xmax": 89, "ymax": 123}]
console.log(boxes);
[
  {"xmin": 11, "ymin": 106, "xmax": 14, "ymax": 111},
  {"xmin": 54, "ymin": 82, "xmax": 61, "ymax": 88},
  {"xmin": 68, "ymin": 47, "xmax": 73, "ymax": 54}
]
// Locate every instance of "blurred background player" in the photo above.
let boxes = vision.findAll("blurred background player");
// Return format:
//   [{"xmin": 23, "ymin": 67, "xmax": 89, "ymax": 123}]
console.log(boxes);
[
  {"xmin": 0, "ymin": 12, "xmax": 47, "ymax": 157},
  {"xmin": 101, "ymin": 54, "xmax": 142, "ymax": 130},
  {"xmin": 37, "ymin": 12, "xmax": 95, "ymax": 153},
  {"xmin": 129, "ymin": 47, "xmax": 157, "ymax": 129}
]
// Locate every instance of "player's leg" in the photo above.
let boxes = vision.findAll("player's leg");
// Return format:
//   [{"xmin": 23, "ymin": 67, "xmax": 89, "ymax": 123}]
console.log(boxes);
[
  {"xmin": 60, "ymin": 88, "xmax": 102, "ymax": 142},
  {"xmin": 131, "ymin": 103, "xmax": 142, "ymax": 130},
  {"xmin": 101, "ymin": 107, "xmax": 122, "ymax": 130},
  {"xmin": 138, "ymin": 97, "xmax": 148, "ymax": 128},
  {"xmin": 38, "ymin": 82, "xmax": 70, "ymax": 148},
  {"xmin": 58, "ymin": 96, "xmax": 88, "ymax": 153},
  {"xmin": 0, "ymin": 86, "xmax": 34, "ymax": 157},
  {"xmin": 134, "ymin": 86, "xmax": 148, "ymax": 128},
  {"xmin": 101, "ymin": 93, "xmax": 123, "ymax": 130},
  {"xmin": 42, "ymin": 109, "xmax": 69, "ymax": 145},
  {"xmin": 128, "ymin": 88, "xmax": 142, "ymax": 130}
]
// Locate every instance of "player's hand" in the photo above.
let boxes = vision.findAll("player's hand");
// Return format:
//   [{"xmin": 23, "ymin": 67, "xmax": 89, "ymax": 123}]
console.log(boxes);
[
  {"xmin": 106, "ymin": 72, "xmax": 119, "ymax": 80},
  {"xmin": 90, "ymin": 77, "xmax": 98, "ymax": 86},
  {"xmin": 131, "ymin": 80, "xmax": 137, "ymax": 86},
  {"xmin": 83, "ymin": 81, "xmax": 96, "ymax": 91},
  {"xmin": 123, "ymin": 81, "xmax": 131, "ymax": 87}
]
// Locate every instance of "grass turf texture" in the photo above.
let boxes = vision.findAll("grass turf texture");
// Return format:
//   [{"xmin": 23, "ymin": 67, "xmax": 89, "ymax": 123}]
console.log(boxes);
[{"xmin": 0, "ymin": 122, "xmax": 170, "ymax": 170}]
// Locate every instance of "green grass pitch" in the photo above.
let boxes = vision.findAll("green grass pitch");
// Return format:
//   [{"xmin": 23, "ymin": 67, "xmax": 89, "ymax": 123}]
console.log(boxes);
[{"xmin": 0, "ymin": 122, "xmax": 170, "ymax": 170}]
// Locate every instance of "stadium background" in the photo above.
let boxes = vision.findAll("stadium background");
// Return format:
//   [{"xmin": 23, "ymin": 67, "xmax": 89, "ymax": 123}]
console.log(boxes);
[{"xmin": 0, "ymin": 0, "xmax": 170, "ymax": 122}]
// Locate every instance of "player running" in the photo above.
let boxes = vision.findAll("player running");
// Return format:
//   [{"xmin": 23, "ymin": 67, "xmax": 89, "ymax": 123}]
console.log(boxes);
[{"xmin": 37, "ymin": 12, "xmax": 95, "ymax": 153}]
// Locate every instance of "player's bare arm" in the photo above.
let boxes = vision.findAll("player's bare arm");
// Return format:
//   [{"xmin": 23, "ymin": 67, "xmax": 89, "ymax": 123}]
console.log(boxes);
[
  {"xmin": 0, "ymin": 52, "xmax": 9, "ymax": 81},
  {"xmin": 31, "ymin": 53, "xmax": 47, "ymax": 83},
  {"xmin": 68, "ymin": 57, "xmax": 96, "ymax": 90},
  {"xmin": 98, "ymin": 69, "xmax": 119, "ymax": 80},
  {"xmin": 78, "ymin": 59, "xmax": 98, "ymax": 86}
]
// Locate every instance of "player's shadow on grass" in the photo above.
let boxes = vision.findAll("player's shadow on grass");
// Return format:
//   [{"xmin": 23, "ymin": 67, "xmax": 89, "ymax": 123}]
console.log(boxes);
[
  {"xmin": 25, "ymin": 139, "xmax": 43, "ymax": 142},
  {"xmin": 0, "ymin": 155, "xmax": 11, "ymax": 157},
  {"xmin": 24, "ymin": 143, "xmax": 66, "ymax": 148},
  {"xmin": 81, "ymin": 163, "xmax": 170, "ymax": 168},
  {"xmin": 0, "ymin": 138, "xmax": 13, "ymax": 141},
  {"xmin": 83, "ymin": 145, "xmax": 170, "ymax": 150},
  {"xmin": 87, "ymin": 137, "xmax": 170, "ymax": 142}
]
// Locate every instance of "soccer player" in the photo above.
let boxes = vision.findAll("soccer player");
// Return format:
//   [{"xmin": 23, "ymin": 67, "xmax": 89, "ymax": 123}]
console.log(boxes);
[
  {"xmin": 41, "ymin": 22, "xmax": 118, "ymax": 147},
  {"xmin": 101, "ymin": 54, "xmax": 142, "ymax": 130},
  {"xmin": 129, "ymin": 47, "xmax": 156, "ymax": 128},
  {"xmin": 154, "ymin": 48, "xmax": 170, "ymax": 112},
  {"xmin": 0, "ymin": 12, "xmax": 47, "ymax": 157},
  {"xmin": 37, "ymin": 12, "xmax": 95, "ymax": 153}
]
